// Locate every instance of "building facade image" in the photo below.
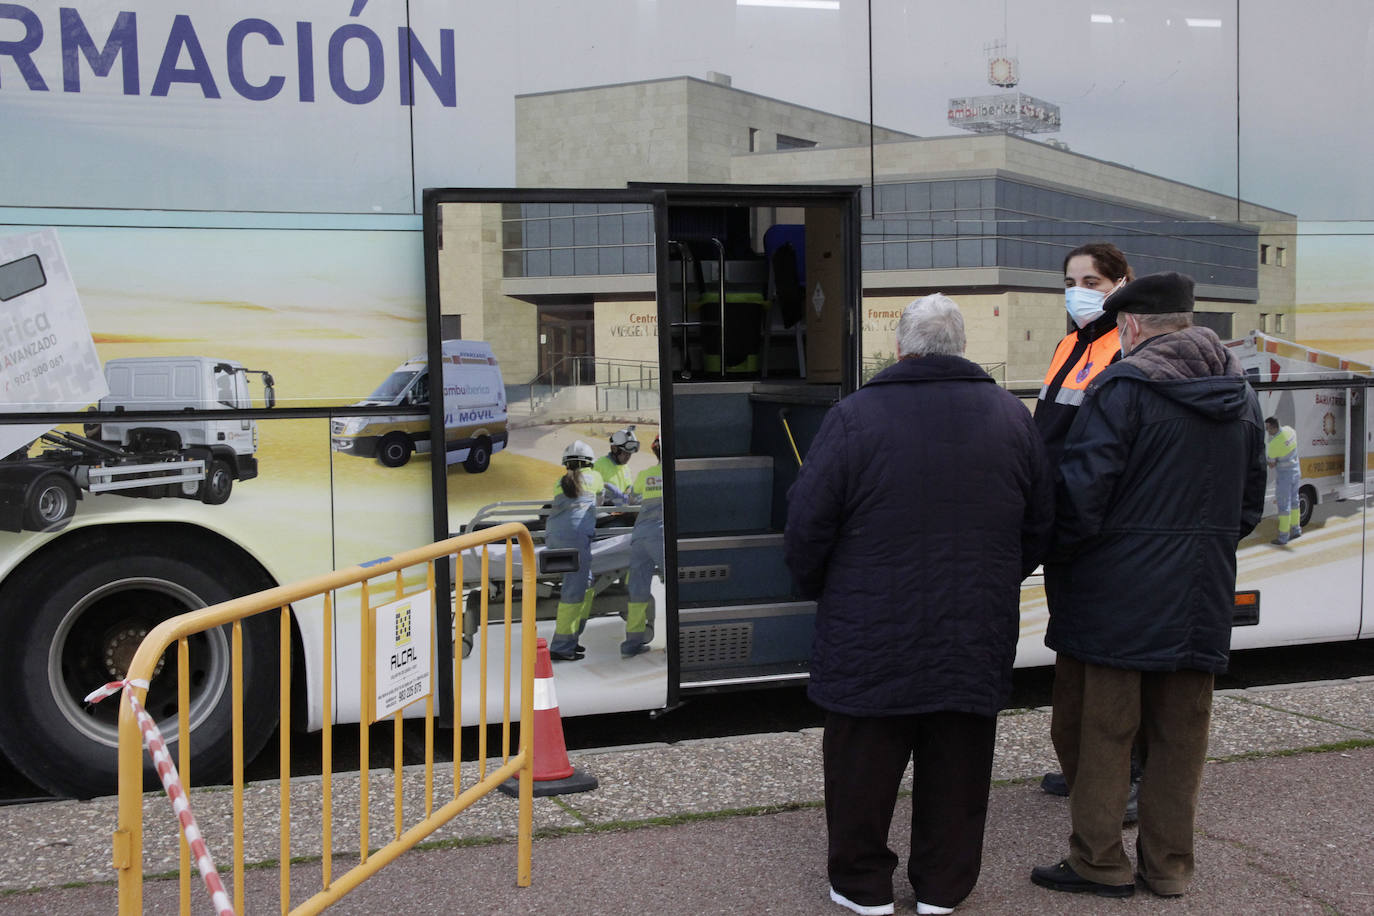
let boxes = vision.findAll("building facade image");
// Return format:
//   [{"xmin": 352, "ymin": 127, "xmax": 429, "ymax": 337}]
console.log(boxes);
[{"xmin": 439, "ymin": 74, "xmax": 1295, "ymax": 395}]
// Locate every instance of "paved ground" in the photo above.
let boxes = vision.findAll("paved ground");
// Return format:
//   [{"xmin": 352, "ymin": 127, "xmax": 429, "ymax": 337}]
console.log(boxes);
[{"xmin": 2, "ymin": 677, "xmax": 1372, "ymax": 914}]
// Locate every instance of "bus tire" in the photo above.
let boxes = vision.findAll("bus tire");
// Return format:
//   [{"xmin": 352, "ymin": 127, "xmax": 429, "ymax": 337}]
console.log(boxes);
[
  {"xmin": 377, "ymin": 433, "xmax": 412, "ymax": 468},
  {"xmin": 1299, "ymin": 485, "xmax": 1316, "ymax": 529},
  {"xmin": 24, "ymin": 474, "xmax": 77, "ymax": 532},
  {"xmin": 199, "ymin": 458, "xmax": 234, "ymax": 505},
  {"xmin": 0, "ymin": 528, "xmax": 278, "ymax": 799},
  {"xmin": 463, "ymin": 437, "xmax": 493, "ymax": 474}
]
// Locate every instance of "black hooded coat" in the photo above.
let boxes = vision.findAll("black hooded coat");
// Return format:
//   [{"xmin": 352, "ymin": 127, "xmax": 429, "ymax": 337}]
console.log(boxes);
[{"xmin": 1044, "ymin": 327, "xmax": 1267, "ymax": 673}]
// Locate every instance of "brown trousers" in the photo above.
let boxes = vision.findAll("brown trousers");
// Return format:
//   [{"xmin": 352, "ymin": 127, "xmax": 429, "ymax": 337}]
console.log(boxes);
[{"xmin": 1050, "ymin": 655, "xmax": 1214, "ymax": 893}]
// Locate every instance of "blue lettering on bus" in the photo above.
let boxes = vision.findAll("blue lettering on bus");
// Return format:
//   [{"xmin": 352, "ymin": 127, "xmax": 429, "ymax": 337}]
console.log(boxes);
[
  {"xmin": 227, "ymin": 18, "xmax": 284, "ymax": 101},
  {"xmin": 0, "ymin": 3, "xmax": 47, "ymax": 91},
  {"xmin": 327, "ymin": 22, "xmax": 382, "ymax": 105},
  {"xmin": 61, "ymin": 8, "xmax": 139, "ymax": 94},
  {"xmin": 0, "ymin": 3, "xmax": 457, "ymax": 107},
  {"xmin": 456, "ymin": 409, "xmax": 494, "ymax": 422},
  {"xmin": 397, "ymin": 27, "xmax": 454, "ymax": 107},
  {"xmin": 296, "ymin": 20, "xmax": 314, "ymax": 102},
  {"xmin": 150, "ymin": 14, "xmax": 220, "ymax": 98}
]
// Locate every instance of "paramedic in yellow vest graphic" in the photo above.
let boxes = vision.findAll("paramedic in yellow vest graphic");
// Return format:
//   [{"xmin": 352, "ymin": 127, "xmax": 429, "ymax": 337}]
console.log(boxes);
[
  {"xmin": 1265, "ymin": 417, "xmax": 1302, "ymax": 545},
  {"xmin": 547, "ymin": 440, "xmax": 606, "ymax": 661},
  {"xmin": 593, "ymin": 426, "xmax": 639, "ymax": 504},
  {"xmin": 622, "ymin": 434, "xmax": 664, "ymax": 657}
]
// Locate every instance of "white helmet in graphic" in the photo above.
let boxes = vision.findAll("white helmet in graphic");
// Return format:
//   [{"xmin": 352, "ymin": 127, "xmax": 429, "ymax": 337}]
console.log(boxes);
[
  {"xmin": 609, "ymin": 425, "xmax": 640, "ymax": 454},
  {"xmin": 562, "ymin": 439, "xmax": 595, "ymax": 468}
]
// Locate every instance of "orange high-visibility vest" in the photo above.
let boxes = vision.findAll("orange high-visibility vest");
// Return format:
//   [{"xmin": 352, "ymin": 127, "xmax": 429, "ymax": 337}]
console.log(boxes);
[{"xmin": 1040, "ymin": 326, "xmax": 1122, "ymax": 409}]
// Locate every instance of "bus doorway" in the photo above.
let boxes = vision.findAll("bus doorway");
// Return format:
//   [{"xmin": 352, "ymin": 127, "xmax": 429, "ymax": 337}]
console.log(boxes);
[
  {"xmin": 638, "ymin": 183, "xmax": 863, "ymax": 696},
  {"xmin": 424, "ymin": 183, "xmax": 860, "ymax": 720},
  {"xmin": 426, "ymin": 188, "xmax": 670, "ymax": 721}
]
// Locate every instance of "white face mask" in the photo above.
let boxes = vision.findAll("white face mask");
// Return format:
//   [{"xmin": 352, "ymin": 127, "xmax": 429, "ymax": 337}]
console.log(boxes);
[{"xmin": 1065, "ymin": 286, "xmax": 1107, "ymax": 328}]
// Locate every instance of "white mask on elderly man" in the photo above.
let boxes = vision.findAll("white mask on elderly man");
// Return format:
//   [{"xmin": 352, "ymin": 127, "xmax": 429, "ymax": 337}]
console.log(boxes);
[{"xmin": 1064, "ymin": 286, "xmax": 1107, "ymax": 328}]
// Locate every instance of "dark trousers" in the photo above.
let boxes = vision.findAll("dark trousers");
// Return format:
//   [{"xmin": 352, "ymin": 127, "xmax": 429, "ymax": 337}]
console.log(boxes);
[
  {"xmin": 1050, "ymin": 655, "xmax": 1213, "ymax": 892},
  {"xmin": 823, "ymin": 710, "xmax": 997, "ymax": 909}
]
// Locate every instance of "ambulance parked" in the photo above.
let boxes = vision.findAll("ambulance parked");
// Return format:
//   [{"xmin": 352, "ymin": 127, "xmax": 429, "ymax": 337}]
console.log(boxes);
[
  {"xmin": 331, "ymin": 340, "xmax": 507, "ymax": 472},
  {"xmin": 1226, "ymin": 331, "xmax": 1372, "ymax": 526}
]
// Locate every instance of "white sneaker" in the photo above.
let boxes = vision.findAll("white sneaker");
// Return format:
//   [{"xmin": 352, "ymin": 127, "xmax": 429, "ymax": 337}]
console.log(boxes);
[
  {"xmin": 917, "ymin": 903, "xmax": 954, "ymax": 915},
  {"xmin": 829, "ymin": 885, "xmax": 894, "ymax": 915}
]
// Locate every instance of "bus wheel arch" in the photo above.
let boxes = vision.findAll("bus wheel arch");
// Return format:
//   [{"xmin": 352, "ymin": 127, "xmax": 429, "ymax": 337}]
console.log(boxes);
[{"xmin": 0, "ymin": 524, "xmax": 280, "ymax": 799}]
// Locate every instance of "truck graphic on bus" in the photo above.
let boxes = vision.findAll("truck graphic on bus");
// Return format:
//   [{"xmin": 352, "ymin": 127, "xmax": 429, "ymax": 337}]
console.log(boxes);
[{"xmin": 0, "ymin": 355, "xmax": 275, "ymax": 533}]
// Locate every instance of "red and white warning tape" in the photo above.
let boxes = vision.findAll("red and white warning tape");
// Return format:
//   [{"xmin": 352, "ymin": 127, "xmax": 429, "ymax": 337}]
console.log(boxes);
[{"xmin": 85, "ymin": 679, "xmax": 235, "ymax": 916}]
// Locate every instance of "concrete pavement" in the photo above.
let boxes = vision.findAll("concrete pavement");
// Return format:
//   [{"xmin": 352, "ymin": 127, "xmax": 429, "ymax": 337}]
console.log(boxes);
[{"xmin": 2, "ymin": 676, "xmax": 1372, "ymax": 914}]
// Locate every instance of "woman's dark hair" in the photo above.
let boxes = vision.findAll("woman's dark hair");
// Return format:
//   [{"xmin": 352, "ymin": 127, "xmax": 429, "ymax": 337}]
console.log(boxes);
[
  {"xmin": 559, "ymin": 467, "xmax": 584, "ymax": 498},
  {"xmin": 1063, "ymin": 242, "xmax": 1134, "ymax": 283}
]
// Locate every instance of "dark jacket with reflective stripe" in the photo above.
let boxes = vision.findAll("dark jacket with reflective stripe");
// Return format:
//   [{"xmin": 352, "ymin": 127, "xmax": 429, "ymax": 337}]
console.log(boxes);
[
  {"xmin": 1044, "ymin": 328, "xmax": 1267, "ymax": 673},
  {"xmin": 784, "ymin": 354, "xmax": 1054, "ymax": 718},
  {"xmin": 1034, "ymin": 313, "xmax": 1121, "ymax": 470}
]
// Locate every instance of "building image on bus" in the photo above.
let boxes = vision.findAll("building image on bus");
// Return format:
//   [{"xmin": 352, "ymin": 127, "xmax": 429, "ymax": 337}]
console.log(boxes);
[{"xmin": 0, "ymin": 0, "xmax": 1370, "ymax": 798}]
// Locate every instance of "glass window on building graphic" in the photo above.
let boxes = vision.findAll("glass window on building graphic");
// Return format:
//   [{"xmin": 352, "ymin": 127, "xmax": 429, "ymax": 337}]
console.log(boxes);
[
  {"xmin": 776, "ymin": 133, "xmax": 817, "ymax": 150},
  {"xmin": 1194, "ymin": 311, "xmax": 1233, "ymax": 340}
]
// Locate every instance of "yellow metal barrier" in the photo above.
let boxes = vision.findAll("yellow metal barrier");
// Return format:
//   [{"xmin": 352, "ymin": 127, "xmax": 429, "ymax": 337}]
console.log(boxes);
[{"xmin": 113, "ymin": 523, "xmax": 538, "ymax": 915}]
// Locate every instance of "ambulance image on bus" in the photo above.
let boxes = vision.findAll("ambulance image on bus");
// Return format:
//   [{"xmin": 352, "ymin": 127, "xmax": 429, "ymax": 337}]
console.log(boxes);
[
  {"xmin": 1226, "ymin": 331, "xmax": 1373, "ymax": 529},
  {"xmin": 331, "ymin": 340, "xmax": 508, "ymax": 472}
]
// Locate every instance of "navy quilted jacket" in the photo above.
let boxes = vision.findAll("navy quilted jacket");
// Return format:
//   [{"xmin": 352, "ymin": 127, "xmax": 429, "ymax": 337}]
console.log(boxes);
[{"xmin": 784, "ymin": 355, "xmax": 1053, "ymax": 718}]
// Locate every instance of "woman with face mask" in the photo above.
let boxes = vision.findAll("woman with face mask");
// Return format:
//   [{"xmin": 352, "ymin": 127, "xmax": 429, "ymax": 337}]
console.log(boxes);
[
  {"xmin": 1033, "ymin": 242, "xmax": 1142, "ymax": 816},
  {"xmin": 1034, "ymin": 242, "xmax": 1133, "ymax": 470}
]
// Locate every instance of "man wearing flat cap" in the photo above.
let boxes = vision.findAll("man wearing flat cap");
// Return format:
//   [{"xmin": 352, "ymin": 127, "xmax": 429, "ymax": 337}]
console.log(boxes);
[{"xmin": 1031, "ymin": 272, "xmax": 1267, "ymax": 900}]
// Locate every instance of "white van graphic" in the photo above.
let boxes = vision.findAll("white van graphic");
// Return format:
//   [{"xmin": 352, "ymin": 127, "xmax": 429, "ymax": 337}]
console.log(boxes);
[{"xmin": 331, "ymin": 340, "xmax": 508, "ymax": 471}]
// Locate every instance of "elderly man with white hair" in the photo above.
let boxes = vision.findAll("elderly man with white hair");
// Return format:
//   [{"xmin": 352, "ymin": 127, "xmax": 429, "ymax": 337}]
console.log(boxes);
[{"xmin": 785, "ymin": 293, "xmax": 1054, "ymax": 916}]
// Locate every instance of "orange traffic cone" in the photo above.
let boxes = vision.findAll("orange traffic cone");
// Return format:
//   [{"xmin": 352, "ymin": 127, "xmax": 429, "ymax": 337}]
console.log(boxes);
[{"xmin": 499, "ymin": 638, "xmax": 598, "ymax": 797}]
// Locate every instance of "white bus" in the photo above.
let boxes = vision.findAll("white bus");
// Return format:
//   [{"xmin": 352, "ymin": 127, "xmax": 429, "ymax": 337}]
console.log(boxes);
[{"xmin": 1, "ymin": 0, "xmax": 1370, "ymax": 798}]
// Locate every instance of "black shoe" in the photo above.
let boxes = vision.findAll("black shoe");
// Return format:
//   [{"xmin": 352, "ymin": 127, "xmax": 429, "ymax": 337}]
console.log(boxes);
[
  {"xmin": 1031, "ymin": 860, "xmax": 1135, "ymax": 898},
  {"xmin": 549, "ymin": 647, "xmax": 586, "ymax": 661},
  {"xmin": 1040, "ymin": 772, "xmax": 1069, "ymax": 797}
]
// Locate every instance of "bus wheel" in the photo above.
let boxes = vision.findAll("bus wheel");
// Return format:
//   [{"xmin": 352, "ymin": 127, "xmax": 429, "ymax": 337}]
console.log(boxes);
[
  {"xmin": 0, "ymin": 529, "xmax": 278, "ymax": 799},
  {"xmin": 199, "ymin": 459, "xmax": 234, "ymax": 505},
  {"xmin": 464, "ymin": 437, "xmax": 492, "ymax": 474},
  {"xmin": 1299, "ymin": 485, "xmax": 1316, "ymax": 529},
  {"xmin": 25, "ymin": 475, "xmax": 77, "ymax": 532},
  {"xmin": 377, "ymin": 433, "xmax": 412, "ymax": 468}
]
